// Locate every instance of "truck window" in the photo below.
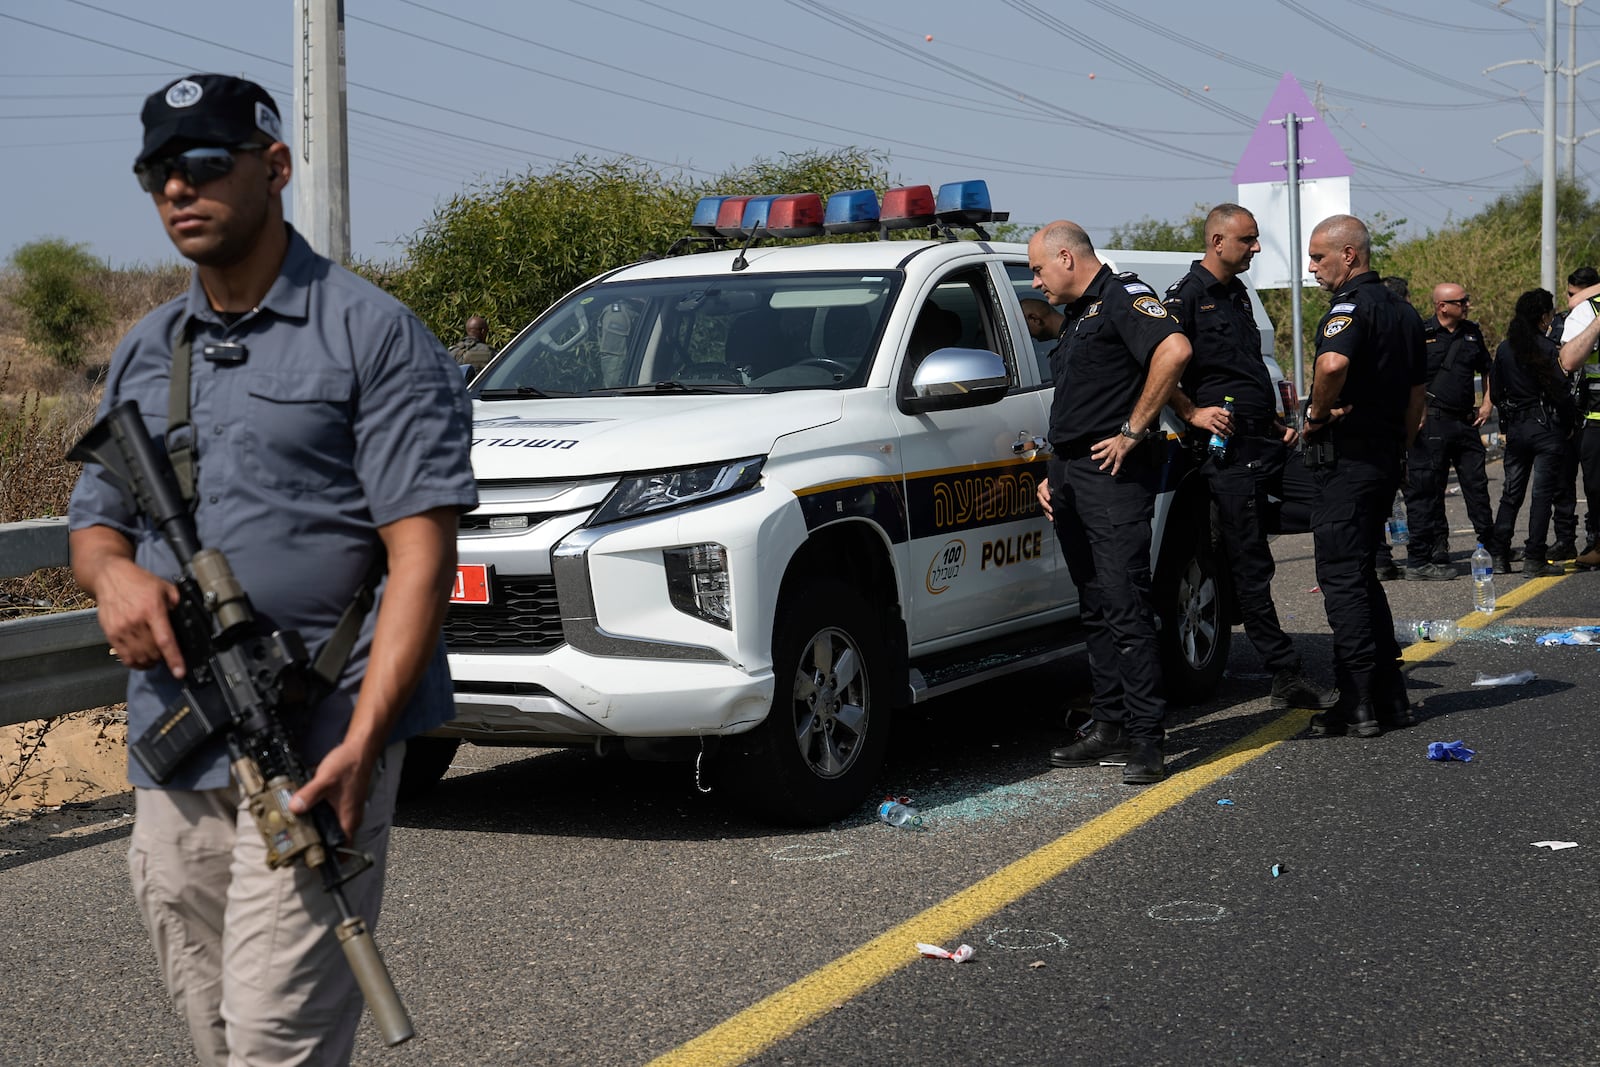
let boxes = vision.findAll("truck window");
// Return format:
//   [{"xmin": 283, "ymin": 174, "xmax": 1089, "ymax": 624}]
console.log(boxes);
[
  {"xmin": 1004, "ymin": 262, "xmax": 1057, "ymax": 383},
  {"xmin": 477, "ymin": 272, "xmax": 901, "ymax": 395},
  {"xmin": 900, "ymin": 266, "xmax": 1018, "ymax": 398}
]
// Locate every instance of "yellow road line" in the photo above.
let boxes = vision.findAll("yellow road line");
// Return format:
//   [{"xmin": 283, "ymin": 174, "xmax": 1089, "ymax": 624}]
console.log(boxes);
[
  {"xmin": 651, "ymin": 710, "xmax": 1311, "ymax": 1067},
  {"xmin": 1401, "ymin": 571, "xmax": 1562, "ymax": 660},
  {"xmin": 652, "ymin": 572, "xmax": 1566, "ymax": 1067}
]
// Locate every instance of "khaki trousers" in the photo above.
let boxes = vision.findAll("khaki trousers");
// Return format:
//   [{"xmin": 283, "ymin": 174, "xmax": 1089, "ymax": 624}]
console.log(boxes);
[{"xmin": 129, "ymin": 742, "xmax": 404, "ymax": 1067}]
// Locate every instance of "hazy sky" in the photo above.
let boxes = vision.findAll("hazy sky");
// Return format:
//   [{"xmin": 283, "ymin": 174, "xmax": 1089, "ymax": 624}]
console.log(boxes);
[{"xmin": 0, "ymin": 0, "xmax": 1590, "ymax": 269}]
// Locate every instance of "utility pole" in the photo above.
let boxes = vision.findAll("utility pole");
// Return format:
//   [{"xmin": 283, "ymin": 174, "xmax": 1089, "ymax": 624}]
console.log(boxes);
[
  {"xmin": 1270, "ymin": 113, "xmax": 1313, "ymax": 398},
  {"xmin": 1565, "ymin": 0, "xmax": 1580, "ymax": 181},
  {"xmin": 1560, "ymin": 0, "xmax": 1600, "ymax": 183},
  {"xmin": 1546, "ymin": 0, "xmax": 1558, "ymax": 294},
  {"xmin": 292, "ymin": 0, "xmax": 351, "ymax": 263},
  {"xmin": 1486, "ymin": 0, "xmax": 1559, "ymax": 292}
]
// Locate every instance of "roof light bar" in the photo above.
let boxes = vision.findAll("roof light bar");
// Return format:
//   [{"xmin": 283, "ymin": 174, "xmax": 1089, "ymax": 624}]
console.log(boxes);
[
  {"xmin": 691, "ymin": 196, "xmax": 730, "ymax": 236},
  {"xmin": 738, "ymin": 195, "xmax": 780, "ymax": 236},
  {"xmin": 767, "ymin": 193, "xmax": 824, "ymax": 237},
  {"xmin": 686, "ymin": 182, "xmax": 1008, "ymax": 248},
  {"xmin": 880, "ymin": 185, "xmax": 937, "ymax": 230},
  {"xmin": 823, "ymin": 189, "xmax": 880, "ymax": 234},
  {"xmin": 934, "ymin": 180, "xmax": 1008, "ymax": 226},
  {"xmin": 713, "ymin": 196, "xmax": 754, "ymax": 238}
]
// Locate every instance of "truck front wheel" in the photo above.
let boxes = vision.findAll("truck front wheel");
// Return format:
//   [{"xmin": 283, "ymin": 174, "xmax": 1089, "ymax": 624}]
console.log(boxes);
[
  {"xmin": 1154, "ymin": 508, "xmax": 1231, "ymax": 704},
  {"xmin": 729, "ymin": 580, "xmax": 890, "ymax": 825}
]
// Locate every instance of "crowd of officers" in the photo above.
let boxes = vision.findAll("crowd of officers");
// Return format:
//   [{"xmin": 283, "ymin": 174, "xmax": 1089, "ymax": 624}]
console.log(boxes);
[{"xmin": 1029, "ymin": 205, "xmax": 1596, "ymax": 783}]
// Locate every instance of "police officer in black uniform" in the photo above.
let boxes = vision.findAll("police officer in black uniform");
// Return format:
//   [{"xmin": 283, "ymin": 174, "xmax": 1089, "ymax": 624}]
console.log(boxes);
[
  {"xmin": 1558, "ymin": 268, "xmax": 1600, "ymax": 569},
  {"xmin": 1375, "ymin": 276, "xmax": 1420, "ymax": 580},
  {"xmin": 1402, "ymin": 283, "xmax": 1495, "ymax": 579},
  {"xmin": 1488, "ymin": 289, "xmax": 1573, "ymax": 576},
  {"xmin": 1162, "ymin": 204, "xmax": 1336, "ymax": 711},
  {"xmin": 1029, "ymin": 220, "xmax": 1192, "ymax": 784},
  {"xmin": 1301, "ymin": 214, "xmax": 1426, "ymax": 738},
  {"xmin": 1545, "ymin": 267, "xmax": 1596, "ymax": 561}
]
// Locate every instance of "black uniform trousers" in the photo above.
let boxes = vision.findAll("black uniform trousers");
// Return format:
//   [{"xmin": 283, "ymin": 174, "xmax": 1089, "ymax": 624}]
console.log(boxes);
[
  {"xmin": 1490, "ymin": 410, "xmax": 1567, "ymax": 559},
  {"xmin": 1581, "ymin": 420, "xmax": 1600, "ymax": 548},
  {"xmin": 1404, "ymin": 407, "xmax": 1494, "ymax": 564},
  {"xmin": 1047, "ymin": 450, "xmax": 1165, "ymax": 744},
  {"xmin": 1554, "ymin": 443, "xmax": 1580, "ymax": 549},
  {"xmin": 1201, "ymin": 432, "xmax": 1296, "ymax": 672},
  {"xmin": 1310, "ymin": 447, "xmax": 1405, "ymax": 707}
]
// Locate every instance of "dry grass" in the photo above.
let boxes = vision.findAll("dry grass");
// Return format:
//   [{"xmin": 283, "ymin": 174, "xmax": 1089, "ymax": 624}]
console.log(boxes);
[{"xmin": 0, "ymin": 263, "xmax": 187, "ymax": 614}]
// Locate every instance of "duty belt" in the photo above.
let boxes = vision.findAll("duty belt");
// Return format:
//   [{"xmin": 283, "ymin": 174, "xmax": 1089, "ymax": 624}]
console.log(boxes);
[
  {"xmin": 1232, "ymin": 415, "xmax": 1278, "ymax": 436},
  {"xmin": 1427, "ymin": 402, "xmax": 1475, "ymax": 421}
]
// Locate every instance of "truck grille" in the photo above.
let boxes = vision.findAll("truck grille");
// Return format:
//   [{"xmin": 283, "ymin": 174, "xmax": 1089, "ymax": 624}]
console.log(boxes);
[{"xmin": 444, "ymin": 575, "xmax": 564, "ymax": 652}]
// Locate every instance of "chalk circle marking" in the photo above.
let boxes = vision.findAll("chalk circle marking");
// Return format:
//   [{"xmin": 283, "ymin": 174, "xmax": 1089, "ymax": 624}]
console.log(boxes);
[
  {"xmin": 772, "ymin": 844, "xmax": 852, "ymax": 862},
  {"xmin": 985, "ymin": 928, "xmax": 1068, "ymax": 950},
  {"xmin": 1148, "ymin": 900, "xmax": 1230, "ymax": 923}
]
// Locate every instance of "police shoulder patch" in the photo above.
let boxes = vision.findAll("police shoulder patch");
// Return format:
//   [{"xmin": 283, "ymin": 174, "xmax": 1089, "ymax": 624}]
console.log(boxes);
[
  {"xmin": 1322, "ymin": 314, "xmax": 1354, "ymax": 338},
  {"xmin": 1132, "ymin": 294, "xmax": 1168, "ymax": 318},
  {"xmin": 1330, "ymin": 302, "xmax": 1357, "ymax": 314}
]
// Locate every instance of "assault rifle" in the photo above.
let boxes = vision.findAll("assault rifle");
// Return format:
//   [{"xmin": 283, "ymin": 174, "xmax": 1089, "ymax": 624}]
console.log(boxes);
[{"xmin": 69, "ymin": 400, "xmax": 413, "ymax": 1047}]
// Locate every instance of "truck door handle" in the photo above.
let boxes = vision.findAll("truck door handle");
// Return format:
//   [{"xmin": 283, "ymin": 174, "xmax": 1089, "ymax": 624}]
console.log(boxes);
[{"xmin": 1012, "ymin": 432, "xmax": 1051, "ymax": 461}]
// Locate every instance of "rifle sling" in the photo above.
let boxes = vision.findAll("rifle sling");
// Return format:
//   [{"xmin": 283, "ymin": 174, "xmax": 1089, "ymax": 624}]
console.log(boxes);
[{"xmin": 168, "ymin": 318, "xmax": 385, "ymax": 696}]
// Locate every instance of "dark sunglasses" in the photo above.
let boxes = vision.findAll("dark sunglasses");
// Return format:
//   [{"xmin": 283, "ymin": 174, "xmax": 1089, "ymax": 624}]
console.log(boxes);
[
  {"xmin": 1438, "ymin": 296, "xmax": 1471, "ymax": 306},
  {"xmin": 133, "ymin": 144, "xmax": 265, "ymax": 194}
]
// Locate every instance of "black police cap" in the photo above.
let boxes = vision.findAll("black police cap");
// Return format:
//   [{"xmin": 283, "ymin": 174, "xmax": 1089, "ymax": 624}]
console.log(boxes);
[{"xmin": 137, "ymin": 74, "xmax": 283, "ymax": 165}]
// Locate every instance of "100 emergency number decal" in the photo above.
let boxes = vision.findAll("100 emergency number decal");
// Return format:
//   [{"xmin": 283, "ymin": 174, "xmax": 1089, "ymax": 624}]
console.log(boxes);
[{"xmin": 926, "ymin": 539, "xmax": 966, "ymax": 594}]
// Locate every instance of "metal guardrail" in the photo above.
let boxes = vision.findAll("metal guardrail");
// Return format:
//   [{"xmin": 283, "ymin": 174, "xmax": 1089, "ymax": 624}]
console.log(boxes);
[{"xmin": 0, "ymin": 517, "xmax": 124, "ymax": 727}]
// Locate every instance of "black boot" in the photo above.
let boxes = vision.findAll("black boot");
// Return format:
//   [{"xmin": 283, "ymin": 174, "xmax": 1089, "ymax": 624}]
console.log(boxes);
[
  {"xmin": 1049, "ymin": 719, "xmax": 1130, "ymax": 767},
  {"xmin": 1270, "ymin": 661, "xmax": 1339, "ymax": 709},
  {"xmin": 1372, "ymin": 669, "xmax": 1416, "ymax": 730},
  {"xmin": 1120, "ymin": 741, "xmax": 1165, "ymax": 785},
  {"xmin": 1309, "ymin": 699, "xmax": 1381, "ymax": 738}
]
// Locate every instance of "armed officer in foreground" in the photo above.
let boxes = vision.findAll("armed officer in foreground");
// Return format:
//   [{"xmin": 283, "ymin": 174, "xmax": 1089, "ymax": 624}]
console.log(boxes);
[
  {"xmin": 1162, "ymin": 203, "xmax": 1335, "ymax": 711},
  {"xmin": 1030, "ymin": 220, "xmax": 1192, "ymax": 785},
  {"xmin": 67, "ymin": 74, "xmax": 478, "ymax": 1065},
  {"xmin": 1301, "ymin": 215, "xmax": 1426, "ymax": 738}
]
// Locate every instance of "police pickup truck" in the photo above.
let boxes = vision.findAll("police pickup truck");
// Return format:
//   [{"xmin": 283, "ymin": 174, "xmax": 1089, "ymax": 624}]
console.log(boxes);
[{"xmin": 421, "ymin": 181, "xmax": 1292, "ymax": 824}]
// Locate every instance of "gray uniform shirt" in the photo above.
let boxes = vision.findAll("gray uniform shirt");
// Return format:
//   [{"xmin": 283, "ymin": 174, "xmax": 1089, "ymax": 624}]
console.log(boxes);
[{"xmin": 68, "ymin": 227, "xmax": 479, "ymax": 790}]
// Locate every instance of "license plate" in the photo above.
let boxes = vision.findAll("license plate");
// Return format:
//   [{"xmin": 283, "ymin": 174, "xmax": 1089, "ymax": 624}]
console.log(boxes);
[{"xmin": 451, "ymin": 563, "xmax": 492, "ymax": 605}]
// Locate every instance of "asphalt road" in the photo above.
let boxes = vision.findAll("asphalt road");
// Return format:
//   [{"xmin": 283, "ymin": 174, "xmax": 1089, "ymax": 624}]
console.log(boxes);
[{"xmin": 5, "ymin": 461, "xmax": 1600, "ymax": 1066}]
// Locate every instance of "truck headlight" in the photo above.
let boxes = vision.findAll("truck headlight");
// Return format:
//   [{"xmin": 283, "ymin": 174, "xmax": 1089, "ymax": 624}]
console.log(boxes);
[
  {"xmin": 664, "ymin": 543, "xmax": 732, "ymax": 627},
  {"xmin": 591, "ymin": 457, "xmax": 764, "ymax": 525}
]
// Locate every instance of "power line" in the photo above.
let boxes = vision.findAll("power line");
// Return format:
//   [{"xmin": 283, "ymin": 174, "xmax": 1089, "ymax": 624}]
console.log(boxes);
[
  {"xmin": 997, "ymin": 0, "xmax": 1258, "ymax": 127},
  {"xmin": 369, "ymin": 0, "xmax": 1165, "ymax": 182},
  {"xmin": 784, "ymin": 0, "xmax": 1236, "ymax": 168},
  {"xmin": 1339, "ymin": 0, "xmax": 1533, "ymax": 34},
  {"xmin": 1274, "ymin": 0, "xmax": 1523, "ymax": 101}
]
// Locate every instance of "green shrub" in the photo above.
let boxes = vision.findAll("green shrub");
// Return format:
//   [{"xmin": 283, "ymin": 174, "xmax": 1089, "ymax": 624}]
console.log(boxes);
[
  {"xmin": 362, "ymin": 148, "xmax": 894, "ymax": 346},
  {"xmin": 7, "ymin": 238, "xmax": 110, "ymax": 369}
]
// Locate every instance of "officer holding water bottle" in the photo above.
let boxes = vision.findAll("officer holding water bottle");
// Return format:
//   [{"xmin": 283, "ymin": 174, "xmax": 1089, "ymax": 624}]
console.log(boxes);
[
  {"xmin": 1162, "ymin": 204, "xmax": 1336, "ymax": 712},
  {"xmin": 1301, "ymin": 215, "xmax": 1426, "ymax": 738}
]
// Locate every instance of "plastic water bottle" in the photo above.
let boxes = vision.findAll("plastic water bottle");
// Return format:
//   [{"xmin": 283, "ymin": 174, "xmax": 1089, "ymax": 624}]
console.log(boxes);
[
  {"xmin": 1395, "ymin": 618, "xmax": 1459, "ymax": 642},
  {"xmin": 1208, "ymin": 396, "xmax": 1234, "ymax": 458},
  {"xmin": 1471, "ymin": 543, "xmax": 1496, "ymax": 615},
  {"xmin": 877, "ymin": 798, "xmax": 923, "ymax": 829},
  {"xmin": 1386, "ymin": 494, "xmax": 1410, "ymax": 546}
]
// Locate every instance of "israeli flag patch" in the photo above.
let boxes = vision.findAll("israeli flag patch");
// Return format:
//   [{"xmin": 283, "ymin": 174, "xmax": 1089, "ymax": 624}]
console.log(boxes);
[
  {"xmin": 1331, "ymin": 302, "xmax": 1356, "ymax": 314},
  {"xmin": 1123, "ymin": 282, "xmax": 1155, "ymax": 297}
]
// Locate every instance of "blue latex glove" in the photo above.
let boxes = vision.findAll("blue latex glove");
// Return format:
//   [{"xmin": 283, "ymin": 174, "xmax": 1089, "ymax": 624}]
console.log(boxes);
[{"xmin": 1427, "ymin": 740, "xmax": 1475, "ymax": 762}]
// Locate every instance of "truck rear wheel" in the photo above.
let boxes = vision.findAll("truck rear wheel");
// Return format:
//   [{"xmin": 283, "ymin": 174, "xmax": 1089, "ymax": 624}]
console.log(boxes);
[{"xmin": 729, "ymin": 580, "xmax": 890, "ymax": 825}]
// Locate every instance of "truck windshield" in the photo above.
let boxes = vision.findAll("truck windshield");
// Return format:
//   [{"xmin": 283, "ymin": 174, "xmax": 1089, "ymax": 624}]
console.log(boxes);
[{"xmin": 474, "ymin": 271, "xmax": 901, "ymax": 396}]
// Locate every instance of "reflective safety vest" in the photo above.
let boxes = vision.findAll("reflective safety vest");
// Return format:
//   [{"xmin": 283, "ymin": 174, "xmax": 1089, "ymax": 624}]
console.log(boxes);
[{"xmin": 1585, "ymin": 296, "xmax": 1600, "ymax": 421}]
